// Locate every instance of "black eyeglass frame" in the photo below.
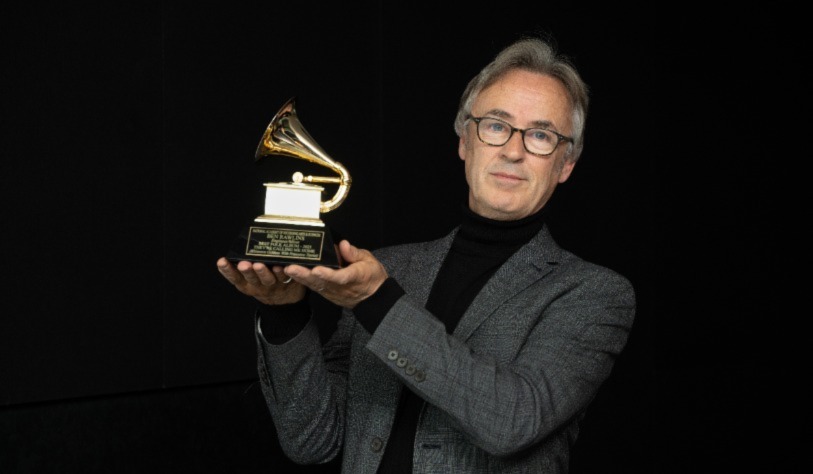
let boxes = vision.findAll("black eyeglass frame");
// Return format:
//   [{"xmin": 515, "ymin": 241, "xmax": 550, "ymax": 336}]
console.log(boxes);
[{"xmin": 468, "ymin": 116, "xmax": 574, "ymax": 156}]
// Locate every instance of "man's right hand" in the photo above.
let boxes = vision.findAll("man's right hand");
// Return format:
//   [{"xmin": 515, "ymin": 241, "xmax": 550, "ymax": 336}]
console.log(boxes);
[{"xmin": 216, "ymin": 258, "xmax": 306, "ymax": 305}]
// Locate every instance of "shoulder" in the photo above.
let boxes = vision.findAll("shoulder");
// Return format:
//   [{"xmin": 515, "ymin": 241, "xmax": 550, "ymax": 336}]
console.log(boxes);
[
  {"xmin": 526, "ymin": 227, "xmax": 635, "ymax": 304},
  {"xmin": 554, "ymin": 248, "xmax": 636, "ymax": 308}
]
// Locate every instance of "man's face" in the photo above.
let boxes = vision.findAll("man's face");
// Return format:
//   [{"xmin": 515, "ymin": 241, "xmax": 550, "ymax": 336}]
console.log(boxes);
[{"xmin": 459, "ymin": 69, "xmax": 576, "ymax": 221}]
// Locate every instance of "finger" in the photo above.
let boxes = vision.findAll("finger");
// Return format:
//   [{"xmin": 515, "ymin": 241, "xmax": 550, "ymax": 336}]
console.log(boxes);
[
  {"xmin": 285, "ymin": 265, "xmax": 331, "ymax": 293},
  {"xmin": 338, "ymin": 240, "xmax": 359, "ymax": 264},
  {"xmin": 310, "ymin": 265, "xmax": 344, "ymax": 286},
  {"xmin": 283, "ymin": 264, "xmax": 311, "ymax": 281},
  {"xmin": 217, "ymin": 258, "xmax": 245, "ymax": 285},
  {"xmin": 269, "ymin": 266, "xmax": 290, "ymax": 285},
  {"xmin": 237, "ymin": 262, "xmax": 262, "ymax": 286},
  {"xmin": 252, "ymin": 262, "xmax": 277, "ymax": 286},
  {"xmin": 270, "ymin": 265, "xmax": 298, "ymax": 284},
  {"xmin": 216, "ymin": 257, "xmax": 233, "ymax": 274}
]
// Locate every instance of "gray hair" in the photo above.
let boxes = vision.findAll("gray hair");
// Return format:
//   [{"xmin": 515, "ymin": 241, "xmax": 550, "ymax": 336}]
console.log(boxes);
[{"xmin": 454, "ymin": 37, "xmax": 590, "ymax": 163}]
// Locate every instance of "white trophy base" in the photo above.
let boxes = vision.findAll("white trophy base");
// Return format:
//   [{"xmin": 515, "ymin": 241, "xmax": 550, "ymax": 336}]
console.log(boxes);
[{"xmin": 260, "ymin": 182, "xmax": 324, "ymax": 226}]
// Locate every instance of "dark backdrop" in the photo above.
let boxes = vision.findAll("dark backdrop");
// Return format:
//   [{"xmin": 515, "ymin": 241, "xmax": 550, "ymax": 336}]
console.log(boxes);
[{"xmin": 0, "ymin": 2, "xmax": 799, "ymax": 473}]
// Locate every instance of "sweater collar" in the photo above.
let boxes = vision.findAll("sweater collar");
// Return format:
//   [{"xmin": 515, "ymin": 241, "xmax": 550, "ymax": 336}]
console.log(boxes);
[{"xmin": 456, "ymin": 203, "xmax": 546, "ymax": 249}]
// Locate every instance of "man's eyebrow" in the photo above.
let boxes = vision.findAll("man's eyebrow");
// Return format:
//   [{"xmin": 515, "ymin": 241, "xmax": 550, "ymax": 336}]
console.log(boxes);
[
  {"xmin": 483, "ymin": 109, "xmax": 557, "ymax": 130},
  {"xmin": 483, "ymin": 108, "xmax": 511, "ymax": 119},
  {"xmin": 530, "ymin": 119, "xmax": 555, "ymax": 129}
]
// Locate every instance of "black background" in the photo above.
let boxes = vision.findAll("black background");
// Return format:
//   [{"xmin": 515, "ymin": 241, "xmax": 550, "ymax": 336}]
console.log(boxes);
[{"xmin": 0, "ymin": 2, "xmax": 801, "ymax": 473}]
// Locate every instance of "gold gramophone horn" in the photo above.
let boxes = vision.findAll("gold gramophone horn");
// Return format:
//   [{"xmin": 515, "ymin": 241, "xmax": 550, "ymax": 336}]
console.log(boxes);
[{"xmin": 255, "ymin": 97, "xmax": 351, "ymax": 213}]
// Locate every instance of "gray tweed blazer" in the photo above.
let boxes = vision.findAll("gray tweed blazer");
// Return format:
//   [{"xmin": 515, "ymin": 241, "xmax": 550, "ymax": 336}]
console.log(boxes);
[{"xmin": 255, "ymin": 225, "xmax": 636, "ymax": 473}]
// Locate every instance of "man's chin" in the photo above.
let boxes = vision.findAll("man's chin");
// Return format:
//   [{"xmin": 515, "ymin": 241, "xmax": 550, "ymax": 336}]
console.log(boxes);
[{"xmin": 477, "ymin": 205, "xmax": 528, "ymax": 221}]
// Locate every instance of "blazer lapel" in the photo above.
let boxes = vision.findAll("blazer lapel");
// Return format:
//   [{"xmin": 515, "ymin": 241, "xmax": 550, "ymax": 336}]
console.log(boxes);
[
  {"xmin": 453, "ymin": 226, "xmax": 562, "ymax": 342},
  {"xmin": 399, "ymin": 229, "xmax": 458, "ymax": 307}
]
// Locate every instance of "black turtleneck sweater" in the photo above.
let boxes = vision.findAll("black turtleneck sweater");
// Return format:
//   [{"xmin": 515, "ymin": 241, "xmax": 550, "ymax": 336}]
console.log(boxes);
[
  {"xmin": 363, "ymin": 205, "xmax": 546, "ymax": 473},
  {"xmin": 258, "ymin": 205, "xmax": 546, "ymax": 472}
]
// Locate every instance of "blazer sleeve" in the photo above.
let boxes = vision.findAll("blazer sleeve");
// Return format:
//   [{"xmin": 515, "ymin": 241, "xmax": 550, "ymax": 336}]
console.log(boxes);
[
  {"xmin": 363, "ymin": 261, "xmax": 636, "ymax": 456},
  {"xmin": 254, "ymin": 306, "xmax": 355, "ymax": 465}
]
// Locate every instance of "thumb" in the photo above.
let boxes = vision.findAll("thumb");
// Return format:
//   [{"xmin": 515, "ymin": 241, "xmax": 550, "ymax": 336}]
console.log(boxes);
[{"xmin": 338, "ymin": 240, "xmax": 362, "ymax": 264}]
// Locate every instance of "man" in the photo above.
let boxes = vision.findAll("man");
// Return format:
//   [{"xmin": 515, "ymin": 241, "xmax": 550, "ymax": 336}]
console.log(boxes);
[{"xmin": 217, "ymin": 36, "xmax": 635, "ymax": 473}]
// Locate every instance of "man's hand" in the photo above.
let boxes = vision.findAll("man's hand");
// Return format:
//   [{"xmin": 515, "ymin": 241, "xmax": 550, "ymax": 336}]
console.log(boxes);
[
  {"xmin": 216, "ymin": 258, "xmax": 306, "ymax": 306},
  {"xmin": 283, "ymin": 240, "xmax": 388, "ymax": 309}
]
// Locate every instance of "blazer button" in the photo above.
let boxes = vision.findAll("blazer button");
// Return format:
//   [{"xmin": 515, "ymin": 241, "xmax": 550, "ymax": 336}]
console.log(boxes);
[
  {"xmin": 414, "ymin": 370, "xmax": 426, "ymax": 382},
  {"xmin": 387, "ymin": 350, "xmax": 398, "ymax": 360},
  {"xmin": 396, "ymin": 357, "xmax": 408, "ymax": 368},
  {"xmin": 370, "ymin": 437, "xmax": 384, "ymax": 452},
  {"xmin": 405, "ymin": 365, "xmax": 416, "ymax": 375}
]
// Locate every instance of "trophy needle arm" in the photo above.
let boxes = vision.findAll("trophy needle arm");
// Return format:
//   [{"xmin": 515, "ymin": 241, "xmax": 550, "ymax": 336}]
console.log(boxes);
[{"xmin": 295, "ymin": 174, "xmax": 342, "ymax": 185}]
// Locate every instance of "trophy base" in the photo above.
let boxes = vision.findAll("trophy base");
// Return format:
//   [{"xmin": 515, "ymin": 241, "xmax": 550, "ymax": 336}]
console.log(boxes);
[{"xmin": 227, "ymin": 220, "xmax": 340, "ymax": 269}]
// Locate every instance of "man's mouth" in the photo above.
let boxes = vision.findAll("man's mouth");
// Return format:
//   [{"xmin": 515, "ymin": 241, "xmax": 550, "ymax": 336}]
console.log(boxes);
[{"xmin": 491, "ymin": 171, "xmax": 524, "ymax": 182}]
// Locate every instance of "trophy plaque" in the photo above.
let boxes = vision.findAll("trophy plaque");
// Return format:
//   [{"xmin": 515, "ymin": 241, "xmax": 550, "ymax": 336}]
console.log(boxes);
[{"xmin": 227, "ymin": 97, "xmax": 351, "ymax": 268}]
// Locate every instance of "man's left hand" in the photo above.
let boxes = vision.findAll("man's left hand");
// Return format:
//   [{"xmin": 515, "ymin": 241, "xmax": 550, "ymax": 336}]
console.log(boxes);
[{"xmin": 283, "ymin": 240, "xmax": 388, "ymax": 309}]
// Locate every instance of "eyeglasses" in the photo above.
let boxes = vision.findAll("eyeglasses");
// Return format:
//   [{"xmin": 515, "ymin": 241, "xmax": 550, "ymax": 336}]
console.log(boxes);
[{"xmin": 468, "ymin": 116, "xmax": 573, "ymax": 156}]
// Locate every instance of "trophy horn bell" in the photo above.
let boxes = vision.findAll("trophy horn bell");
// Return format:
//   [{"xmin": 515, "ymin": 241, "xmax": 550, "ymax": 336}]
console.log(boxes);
[{"xmin": 255, "ymin": 97, "xmax": 352, "ymax": 213}]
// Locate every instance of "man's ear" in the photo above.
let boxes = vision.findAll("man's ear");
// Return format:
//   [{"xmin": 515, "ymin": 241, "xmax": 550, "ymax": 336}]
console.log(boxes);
[
  {"xmin": 458, "ymin": 137, "xmax": 467, "ymax": 161},
  {"xmin": 558, "ymin": 160, "xmax": 576, "ymax": 184}
]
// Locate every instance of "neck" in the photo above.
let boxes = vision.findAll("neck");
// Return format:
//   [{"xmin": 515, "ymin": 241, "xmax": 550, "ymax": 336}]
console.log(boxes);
[{"xmin": 457, "ymin": 203, "xmax": 546, "ymax": 248}]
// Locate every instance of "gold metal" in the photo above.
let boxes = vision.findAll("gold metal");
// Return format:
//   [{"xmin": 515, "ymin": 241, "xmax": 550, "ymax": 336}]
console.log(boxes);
[
  {"xmin": 254, "ymin": 214, "xmax": 325, "ymax": 227},
  {"xmin": 255, "ymin": 97, "xmax": 352, "ymax": 213}
]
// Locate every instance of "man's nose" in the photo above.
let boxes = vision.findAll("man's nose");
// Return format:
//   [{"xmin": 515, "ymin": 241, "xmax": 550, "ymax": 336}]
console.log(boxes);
[{"xmin": 501, "ymin": 131, "xmax": 526, "ymax": 161}]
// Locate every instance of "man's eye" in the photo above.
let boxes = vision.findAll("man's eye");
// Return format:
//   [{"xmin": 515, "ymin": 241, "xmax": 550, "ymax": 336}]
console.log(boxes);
[{"xmin": 529, "ymin": 129, "xmax": 553, "ymax": 142}]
